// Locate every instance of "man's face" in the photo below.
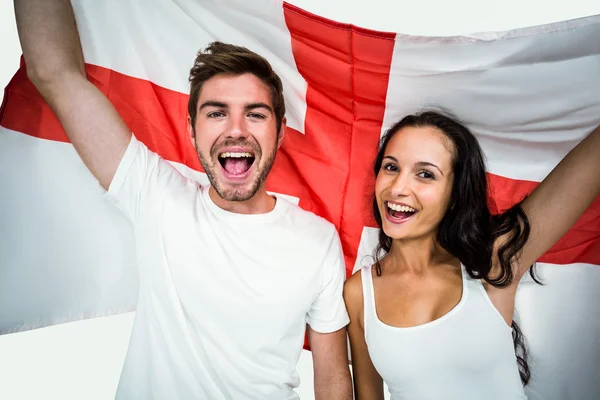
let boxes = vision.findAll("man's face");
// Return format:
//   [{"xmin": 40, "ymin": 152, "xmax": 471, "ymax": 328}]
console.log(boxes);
[{"xmin": 188, "ymin": 73, "xmax": 285, "ymax": 201}]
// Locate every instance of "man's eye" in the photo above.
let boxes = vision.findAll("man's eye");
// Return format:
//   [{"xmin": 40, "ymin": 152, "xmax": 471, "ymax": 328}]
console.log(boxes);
[
  {"xmin": 208, "ymin": 111, "xmax": 225, "ymax": 118},
  {"xmin": 248, "ymin": 112, "xmax": 266, "ymax": 119}
]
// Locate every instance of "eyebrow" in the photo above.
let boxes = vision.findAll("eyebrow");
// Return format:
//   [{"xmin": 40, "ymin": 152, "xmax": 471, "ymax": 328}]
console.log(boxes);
[
  {"xmin": 198, "ymin": 101, "xmax": 273, "ymax": 114},
  {"xmin": 199, "ymin": 100, "xmax": 227, "ymax": 110},
  {"xmin": 383, "ymin": 156, "xmax": 445, "ymax": 176},
  {"xmin": 245, "ymin": 102, "xmax": 273, "ymax": 114}
]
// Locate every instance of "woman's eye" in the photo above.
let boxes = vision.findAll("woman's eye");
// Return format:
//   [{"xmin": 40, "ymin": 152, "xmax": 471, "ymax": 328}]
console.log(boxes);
[
  {"xmin": 383, "ymin": 163, "xmax": 398, "ymax": 172},
  {"xmin": 417, "ymin": 170, "xmax": 435, "ymax": 179}
]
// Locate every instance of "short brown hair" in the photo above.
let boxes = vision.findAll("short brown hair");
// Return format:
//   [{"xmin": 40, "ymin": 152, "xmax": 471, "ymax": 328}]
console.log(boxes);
[{"xmin": 188, "ymin": 41, "xmax": 286, "ymax": 132}]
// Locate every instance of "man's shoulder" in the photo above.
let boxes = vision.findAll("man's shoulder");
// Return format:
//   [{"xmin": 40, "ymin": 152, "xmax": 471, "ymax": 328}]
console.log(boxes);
[{"xmin": 280, "ymin": 198, "xmax": 337, "ymax": 238}]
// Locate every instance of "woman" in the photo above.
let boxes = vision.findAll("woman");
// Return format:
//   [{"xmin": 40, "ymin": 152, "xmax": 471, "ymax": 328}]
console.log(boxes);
[{"xmin": 343, "ymin": 111, "xmax": 600, "ymax": 399}]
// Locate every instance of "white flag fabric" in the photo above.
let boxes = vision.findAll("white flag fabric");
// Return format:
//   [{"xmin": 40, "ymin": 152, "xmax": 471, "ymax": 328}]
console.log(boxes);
[{"xmin": 1, "ymin": 1, "xmax": 599, "ymax": 398}]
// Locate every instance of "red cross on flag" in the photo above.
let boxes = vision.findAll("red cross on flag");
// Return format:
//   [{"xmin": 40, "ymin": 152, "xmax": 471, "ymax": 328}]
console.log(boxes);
[{"xmin": 1, "ymin": 1, "xmax": 599, "ymax": 399}]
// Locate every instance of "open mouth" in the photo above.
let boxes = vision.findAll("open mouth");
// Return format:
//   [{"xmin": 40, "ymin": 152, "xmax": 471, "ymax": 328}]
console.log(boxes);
[
  {"xmin": 385, "ymin": 201, "xmax": 418, "ymax": 223},
  {"xmin": 218, "ymin": 151, "xmax": 256, "ymax": 178}
]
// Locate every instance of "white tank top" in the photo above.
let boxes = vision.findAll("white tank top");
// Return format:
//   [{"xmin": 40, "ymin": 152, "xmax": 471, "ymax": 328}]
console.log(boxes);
[{"xmin": 361, "ymin": 264, "xmax": 527, "ymax": 400}]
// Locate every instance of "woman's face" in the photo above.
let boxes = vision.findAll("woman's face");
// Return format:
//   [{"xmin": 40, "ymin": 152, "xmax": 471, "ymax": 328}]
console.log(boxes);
[{"xmin": 375, "ymin": 125, "xmax": 455, "ymax": 241}]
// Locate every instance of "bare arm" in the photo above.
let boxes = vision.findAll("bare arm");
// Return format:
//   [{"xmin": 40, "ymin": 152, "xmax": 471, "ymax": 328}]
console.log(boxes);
[
  {"xmin": 487, "ymin": 125, "xmax": 600, "ymax": 321},
  {"xmin": 343, "ymin": 272, "xmax": 384, "ymax": 400},
  {"xmin": 512, "ymin": 125, "xmax": 600, "ymax": 279},
  {"xmin": 309, "ymin": 326, "xmax": 352, "ymax": 400},
  {"xmin": 14, "ymin": 0, "xmax": 132, "ymax": 190}
]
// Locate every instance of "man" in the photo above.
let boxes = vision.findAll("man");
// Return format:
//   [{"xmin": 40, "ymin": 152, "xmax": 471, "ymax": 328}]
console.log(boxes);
[{"xmin": 13, "ymin": 0, "xmax": 352, "ymax": 398}]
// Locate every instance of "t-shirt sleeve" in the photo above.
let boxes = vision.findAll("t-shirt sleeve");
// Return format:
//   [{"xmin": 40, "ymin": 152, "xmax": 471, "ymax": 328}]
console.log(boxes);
[
  {"xmin": 105, "ymin": 134, "xmax": 186, "ymax": 222},
  {"xmin": 306, "ymin": 227, "xmax": 350, "ymax": 333}
]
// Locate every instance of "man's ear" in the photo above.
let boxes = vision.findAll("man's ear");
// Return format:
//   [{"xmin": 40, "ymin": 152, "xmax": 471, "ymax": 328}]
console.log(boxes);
[
  {"xmin": 187, "ymin": 115, "xmax": 195, "ymax": 146},
  {"xmin": 277, "ymin": 116, "xmax": 287, "ymax": 149}
]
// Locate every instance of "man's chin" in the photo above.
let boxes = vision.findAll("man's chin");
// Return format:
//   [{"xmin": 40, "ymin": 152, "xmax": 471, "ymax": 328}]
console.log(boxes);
[{"xmin": 214, "ymin": 182, "xmax": 259, "ymax": 202}]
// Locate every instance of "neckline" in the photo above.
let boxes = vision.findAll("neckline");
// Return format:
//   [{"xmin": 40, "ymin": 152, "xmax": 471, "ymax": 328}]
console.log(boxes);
[
  {"xmin": 202, "ymin": 185, "xmax": 287, "ymax": 223},
  {"xmin": 368, "ymin": 264, "xmax": 468, "ymax": 331}
]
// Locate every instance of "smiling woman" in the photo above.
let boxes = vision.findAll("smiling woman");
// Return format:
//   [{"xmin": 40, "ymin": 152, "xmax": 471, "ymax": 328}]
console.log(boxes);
[
  {"xmin": 2, "ymin": 0, "xmax": 600, "ymax": 400},
  {"xmin": 344, "ymin": 109, "xmax": 600, "ymax": 400}
]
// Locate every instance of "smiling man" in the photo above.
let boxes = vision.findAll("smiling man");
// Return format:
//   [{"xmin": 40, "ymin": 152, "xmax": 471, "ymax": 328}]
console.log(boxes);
[
  {"xmin": 13, "ymin": 0, "xmax": 352, "ymax": 399},
  {"xmin": 188, "ymin": 57, "xmax": 284, "ymax": 212}
]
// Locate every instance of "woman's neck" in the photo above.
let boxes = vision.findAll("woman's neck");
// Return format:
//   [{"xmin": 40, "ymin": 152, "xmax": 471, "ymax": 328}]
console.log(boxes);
[{"xmin": 384, "ymin": 235, "xmax": 455, "ymax": 274}]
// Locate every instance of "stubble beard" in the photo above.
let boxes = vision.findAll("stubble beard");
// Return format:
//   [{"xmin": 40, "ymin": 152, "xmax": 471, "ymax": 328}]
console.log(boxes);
[{"xmin": 196, "ymin": 142, "xmax": 278, "ymax": 202}]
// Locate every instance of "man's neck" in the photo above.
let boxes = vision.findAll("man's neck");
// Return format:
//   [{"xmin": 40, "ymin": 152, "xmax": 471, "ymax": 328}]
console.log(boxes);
[{"xmin": 208, "ymin": 186, "xmax": 276, "ymax": 215}]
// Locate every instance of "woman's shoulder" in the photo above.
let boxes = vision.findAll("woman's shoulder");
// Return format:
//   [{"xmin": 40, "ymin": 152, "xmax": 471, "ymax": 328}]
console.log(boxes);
[{"xmin": 343, "ymin": 266, "xmax": 372, "ymax": 310}]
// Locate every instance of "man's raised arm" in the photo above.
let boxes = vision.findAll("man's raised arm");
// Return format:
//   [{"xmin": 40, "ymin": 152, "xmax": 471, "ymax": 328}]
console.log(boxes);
[{"xmin": 14, "ymin": 0, "xmax": 132, "ymax": 190}]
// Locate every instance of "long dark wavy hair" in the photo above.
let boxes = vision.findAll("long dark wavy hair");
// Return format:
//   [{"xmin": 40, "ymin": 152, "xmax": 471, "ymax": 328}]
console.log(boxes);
[{"xmin": 372, "ymin": 110, "xmax": 541, "ymax": 385}]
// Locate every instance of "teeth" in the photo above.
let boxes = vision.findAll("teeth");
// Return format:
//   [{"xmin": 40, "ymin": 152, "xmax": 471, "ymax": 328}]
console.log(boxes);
[
  {"xmin": 387, "ymin": 202, "xmax": 416, "ymax": 213},
  {"xmin": 219, "ymin": 152, "xmax": 253, "ymax": 158}
]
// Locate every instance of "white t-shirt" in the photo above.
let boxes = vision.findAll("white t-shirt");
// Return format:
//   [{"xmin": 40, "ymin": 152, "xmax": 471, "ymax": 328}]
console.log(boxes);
[{"xmin": 106, "ymin": 135, "xmax": 350, "ymax": 400}]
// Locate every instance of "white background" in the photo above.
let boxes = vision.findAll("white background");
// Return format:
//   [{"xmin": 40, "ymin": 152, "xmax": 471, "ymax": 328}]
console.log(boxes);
[{"xmin": 1, "ymin": 0, "xmax": 599, "ymax": 399}]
